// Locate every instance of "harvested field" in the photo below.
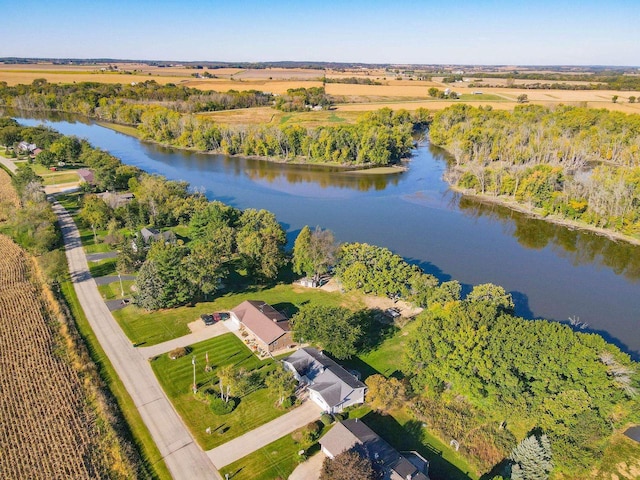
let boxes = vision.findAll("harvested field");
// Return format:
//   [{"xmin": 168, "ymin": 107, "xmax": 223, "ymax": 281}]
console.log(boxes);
[
  {"xmin": 198, "ymin": 107, "xmax": 361, "ymax": 127},
  {"xmin": 0, "ymin": 235, "xmax": 111, "ymax": 479}
]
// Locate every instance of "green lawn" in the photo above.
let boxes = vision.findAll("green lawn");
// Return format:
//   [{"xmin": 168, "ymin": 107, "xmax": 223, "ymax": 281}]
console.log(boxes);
[
  {"xmin": 219, "ymin": 432, "xmax": 311, "ymax": 480},
  {"xmin": 150, "ymin": 333, "xmax": 289, "ymax": 450},
  {"xmin": 114, "ymin": 283, "xmax": 352, "ymax": 346},
  {"xmin": 98, "ymin": 279, "xmax": 136, "ymax": 300},
  {"xmin": 89, "ymin": 257, "xmax": 118, "ymax": 277},
  {"xmin": 42, "ymin": 172, "xmax": 80, "ymax": 185},
  {"xmin": 60, "ymin": 281, "xmax": 171, "ymax": 480}
]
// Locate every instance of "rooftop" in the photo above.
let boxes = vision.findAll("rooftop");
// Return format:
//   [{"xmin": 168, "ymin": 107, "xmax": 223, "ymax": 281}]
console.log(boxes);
[{"xmin": 232, "ymin": 300, "xmax": 290, "ymax": 345}]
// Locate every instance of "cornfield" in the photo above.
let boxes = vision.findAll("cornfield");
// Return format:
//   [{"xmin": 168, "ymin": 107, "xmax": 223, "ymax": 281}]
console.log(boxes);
[{"xmin": 0, "ymin": 235, "xmax": 109, "ymax": 479}]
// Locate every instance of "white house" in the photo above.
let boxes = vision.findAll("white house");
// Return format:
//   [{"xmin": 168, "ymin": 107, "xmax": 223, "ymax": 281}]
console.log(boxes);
[{"xmin": 283, "ymin": 347, "xmax": 366, "ymax": 413}]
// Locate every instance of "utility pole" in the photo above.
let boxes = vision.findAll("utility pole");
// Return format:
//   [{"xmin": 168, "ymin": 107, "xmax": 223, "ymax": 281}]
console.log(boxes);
[
  {"xmin": 192, "ymin": 356, "xmax": 197, "ymax": 394},
  {"xmin": 118, "ymin": 271, "xmax": 124, "ymax": 298}
]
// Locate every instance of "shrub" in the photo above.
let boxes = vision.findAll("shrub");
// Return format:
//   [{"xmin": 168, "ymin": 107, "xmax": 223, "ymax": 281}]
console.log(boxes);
[
  {"xmin": 168, "ymin": 347, "xmax": 188, "ymax": 360},
  {"xmin": 210, "ymin": 396, "xmax": 236, "ymax": 415},
  {"xmin": 320, "ymin": 413, "xmax": 333, "ymax": 426}
]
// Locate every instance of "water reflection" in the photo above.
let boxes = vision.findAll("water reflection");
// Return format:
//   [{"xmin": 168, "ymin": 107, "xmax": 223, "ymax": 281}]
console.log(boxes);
[{"xmin": 458, "ymin": 197, "xmax": 640, "ymax": 281}]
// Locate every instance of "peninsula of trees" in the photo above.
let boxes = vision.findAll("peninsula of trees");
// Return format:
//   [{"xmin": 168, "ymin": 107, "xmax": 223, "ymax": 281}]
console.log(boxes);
[{"xmin": 430, "ymin": 104, "xmax": 640, "ymax": 241}]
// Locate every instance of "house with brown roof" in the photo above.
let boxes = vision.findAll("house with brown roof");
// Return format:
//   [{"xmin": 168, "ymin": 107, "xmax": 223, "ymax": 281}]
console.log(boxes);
[
  {"xmin": 320, "ymin": 419, "xmax": 430, "ymax": 480},
  {"xmin": 230, "ymin": 300, "xmax": 294, "ymax": 354},
  {"xmin": 283, "ymin": 347, "xmax": 366, "ymax": 413}
]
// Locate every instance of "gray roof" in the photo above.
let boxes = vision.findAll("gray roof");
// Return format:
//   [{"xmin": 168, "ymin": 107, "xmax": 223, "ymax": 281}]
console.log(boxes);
[
  {"xmin": 320, "ymin": 419, "xmax": 429, "ymax": 479},
  {"xmin": 140, "ymin": 227, "xmax": 174, "ymax": 243},
  {"xmin": 625, "ymin": 426, "xmax": 640, "ymax": 443},
  {"xmin": 284, "ymin": 347, "xmax": 365, "ymax": 408}
]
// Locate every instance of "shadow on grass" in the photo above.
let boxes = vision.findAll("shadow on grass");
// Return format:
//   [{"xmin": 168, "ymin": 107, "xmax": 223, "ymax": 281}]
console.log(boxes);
[
  {"xmin": 361, "ymin": 411, "xmax": 474, "ymax": 480},
  {"xmin": 89, "ymin": 259, "xmax": 117, "ymax": 277}
]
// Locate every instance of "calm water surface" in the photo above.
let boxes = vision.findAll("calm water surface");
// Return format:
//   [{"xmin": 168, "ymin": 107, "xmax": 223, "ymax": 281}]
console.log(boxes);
[{"xmin": 15, "ymin": 115, "xmax": 640, "ymax": 358}]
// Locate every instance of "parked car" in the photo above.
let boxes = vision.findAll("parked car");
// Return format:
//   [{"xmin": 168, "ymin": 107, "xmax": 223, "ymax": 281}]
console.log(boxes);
[
  {"xmin": 201, "ymin": 314, "xmax": 215, "ymax": 326},
  {"xmin": 213, "ymin": 312, "xmax": 230, "ymax": 321}
]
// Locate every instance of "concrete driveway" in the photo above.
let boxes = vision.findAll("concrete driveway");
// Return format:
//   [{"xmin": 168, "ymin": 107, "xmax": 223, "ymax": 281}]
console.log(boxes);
[
  {"xmin": 288, "ymin": 451, "xmax": 324, "ymax": 480},
  {"xmin": 207, "ymin": 400, "xmax": 322, "ymax": 469},
  {"xmin": 138, "ymin": 320, "xmax": 231, "ymax": 358}
]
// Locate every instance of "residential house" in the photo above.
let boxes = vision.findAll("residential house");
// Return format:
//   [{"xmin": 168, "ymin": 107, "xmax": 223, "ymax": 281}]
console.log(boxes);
[
  {"xmin": 132, "ymin": 227, "xmax": 175, "ymax": 251},
  {"xmin": 320, "ymin": 419, "xmax": 430, "ymax": 480},
  {"xmin": 625, "ymin": 426, "xmax": 640, "ymax": 443},
  {"xmin": 230, "ymin": 300, "xmax": 294, "ymax": 353},
  {"xmin": 17, "ymin": 141, "xmax": 37, "ymax": 153},
  {"xmin": 97, "ymin": 191, "xmax": 135, "ymax": 209},
  {"xmin": 283, "ymin": 347, "xmax": 366, "ymax": 413},
  {"xmin": 76, "ymin": 168, "xmax": 95, "ymax": 185}
]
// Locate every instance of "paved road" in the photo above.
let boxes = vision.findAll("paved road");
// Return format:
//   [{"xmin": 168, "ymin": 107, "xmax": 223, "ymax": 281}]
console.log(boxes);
[
  {"xmin": 54, "ymin": 201, "xmax": 219, "ymax": 480},
  {"xmin": 0, "ymin": 155, "xmax": 18, "ymax": 173},
  {"xmin": 138, "ymin": 321, "xmax": 230, "ymax": 359},
  {"xmin": 207, "ymin": 400, "xmax": 322, "ymax": 469}
]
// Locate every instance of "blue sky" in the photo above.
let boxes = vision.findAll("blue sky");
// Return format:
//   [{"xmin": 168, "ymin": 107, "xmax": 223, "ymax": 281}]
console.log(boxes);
[{"xmin": 1, "ymin": 0, "xmax": 638, "ymax": 65}]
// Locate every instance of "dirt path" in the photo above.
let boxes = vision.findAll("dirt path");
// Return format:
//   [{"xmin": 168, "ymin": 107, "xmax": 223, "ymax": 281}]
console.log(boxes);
[{"xmin": 54, "ymin": 200, "xmax": 220, "ymax": 480}]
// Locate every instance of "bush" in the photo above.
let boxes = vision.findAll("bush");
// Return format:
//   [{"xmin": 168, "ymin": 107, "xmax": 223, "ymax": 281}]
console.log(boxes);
[
  {"xmin": 333, "ymin": 412, "xmax": 347, "ymax": 422},
  {"xmin": 292, "ymin": 421, "xmax": 322, "ymax": 447},
  {"xmin": 210, "ymin": 396, "xmax": 236, "ymax": 415},
  {"xmin": 168, "ymin": 347, "xmax": 188, "ymax": 360},
  {"xmin": 320, "ymin": 413, "xmax": 333, "ymax": 426}
]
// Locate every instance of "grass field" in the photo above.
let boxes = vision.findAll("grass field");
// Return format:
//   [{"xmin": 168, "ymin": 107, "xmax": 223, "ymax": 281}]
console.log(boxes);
[
  {"xmin": 114, "ymin": 283, "xmax": 355, "ymax": 346},
  {"xmin": 42, "ymin": 172, "xmax": 81, "ymax": 185},
  {"xmin": 150, "ymin": 332, "xmax": 287, "ymax": 450},
  {"xmin": 97, "ymin": 279, "xmax": 136, "ymax": 300},
  {"xmin": 88, "ymin": 256, "xmax": 118, "ymax": 277}
]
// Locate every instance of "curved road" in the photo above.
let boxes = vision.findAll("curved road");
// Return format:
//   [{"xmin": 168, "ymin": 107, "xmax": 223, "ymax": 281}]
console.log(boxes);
[{"xmin": 54, "ymin": 201, "xmax": 219, "ymax": 480}]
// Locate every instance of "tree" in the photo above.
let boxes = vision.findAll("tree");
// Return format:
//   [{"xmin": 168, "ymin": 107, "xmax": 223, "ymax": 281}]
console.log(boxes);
[
  {"xmin": 466, "ymin": 283, "xmax": 514, "ymax": 313},
  {"xmin": 265, "ymin": 364, "xmax": 297, "ymax": 407},
  {"xmin": 78, "ymin": 194, "xmax": 112, "ymax": 244},
  {"xmin": 320, "ymin": 450, "xmax": 375, "ymax": 480},
  {"xmin": 365, "ymin": 374, "xmax": 406, "ymax": 412},
  {"xmin": 612, "ymin": 95, "xmax": 618, "ymax": 103},
  {"xmin": 428, "ymin": 87, "xmax": 440, "ymax": 98},
  {"xmin": 236, "ymin": 208, "xmax": 286, "ymax": 280},
  {"xmin": 291, "ymin": 304, "xmax": 363, "ymax": 359},
  {"xmin": 134, "ymin": 260, "xmax": 165, "ymax": 310},
  {"xmin": 145, "ymin": 242, "xmax": 196, "ymax": 308},
  {"xmin": 629, "ymin": 96, "xmax": 636, "ymax": 104},
  {"xmin": 517, "ymin": 94, "xmax": 529, "ymax": 103},
  {"xmin": 508, "ymin": 434, "xmax": 553, "ymax": 480},
  {"xmin": 292, "ymin": 225, "xmax": 337, "ymax": 283}
]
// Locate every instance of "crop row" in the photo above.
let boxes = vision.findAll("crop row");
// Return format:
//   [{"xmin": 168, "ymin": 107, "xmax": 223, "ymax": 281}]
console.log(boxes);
[{"xmin": 0, "ymin": 235, "xmax": 108, "ymax": 479}]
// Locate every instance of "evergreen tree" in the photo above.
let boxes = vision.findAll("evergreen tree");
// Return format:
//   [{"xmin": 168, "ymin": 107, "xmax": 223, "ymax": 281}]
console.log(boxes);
[
  {"xmin": 508, "ymin": 434, "xmax": 553, "ymax": 480},
  {"xmin": 135, "ymin": 260, "xmax": 165, "ymax": 310}
]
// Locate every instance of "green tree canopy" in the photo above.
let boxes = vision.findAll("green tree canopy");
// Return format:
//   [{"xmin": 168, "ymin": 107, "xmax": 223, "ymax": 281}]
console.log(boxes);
[{"xmin": 290, "ymin": 304, "xmax": 364, "ymax": 359}]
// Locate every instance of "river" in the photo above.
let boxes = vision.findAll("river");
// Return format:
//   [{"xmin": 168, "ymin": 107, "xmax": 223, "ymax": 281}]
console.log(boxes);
[{"xmin": 13, "ymin": 114, "xmax": 640, "ymax": 359}]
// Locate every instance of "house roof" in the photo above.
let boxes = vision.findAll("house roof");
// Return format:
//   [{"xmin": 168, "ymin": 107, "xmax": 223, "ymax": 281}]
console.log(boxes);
[
  {"xmin": 284, "ymin": 347, "xmax": 365, "ymax": 409},
  {"xmin": 232, "ymin": 300, "xmax": 290, "ymax": 345},
  {"xmin": 77, "ymin": 168, "xmax": 95, "ymax": 184},
  {"xmin": 625, "ymin": 426, "xmax": 640, "ymax": 443},
  {"xmin": 320, "ymin": 419, "xmax": 429, "ymax": 480}
]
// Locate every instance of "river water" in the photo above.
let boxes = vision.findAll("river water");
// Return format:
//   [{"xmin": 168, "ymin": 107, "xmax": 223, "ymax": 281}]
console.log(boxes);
[{"xmin": 14, "ymin": 114, "xmax": 640, "ymax": 358}]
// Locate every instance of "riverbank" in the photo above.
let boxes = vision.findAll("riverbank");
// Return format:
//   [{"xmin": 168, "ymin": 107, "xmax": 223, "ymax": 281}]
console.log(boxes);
[{"xmin": 452, "ymin": 185, "xmax": 640, "ymax": 247}]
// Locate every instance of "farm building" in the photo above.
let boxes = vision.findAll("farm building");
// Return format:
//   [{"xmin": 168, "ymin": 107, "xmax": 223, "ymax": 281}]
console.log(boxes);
[
  {"xmin": 283, "ymin": 347, "xmax": 366, "ymax": 413},
  {"xmin": 320, "ymin": 419, "xmax": 430, "ymax": 480},
  {"xmin": 230, "ymin": 300, "xmax": 294, "ymax": 353}
]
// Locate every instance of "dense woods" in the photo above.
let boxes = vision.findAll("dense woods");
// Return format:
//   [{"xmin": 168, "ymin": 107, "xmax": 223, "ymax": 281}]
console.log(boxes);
[
  {"xmin": 0, "ymin": 79, "xmax": 272, "ymax": 118},
  {"xmin": 0, "ymin": 80, "xmax": 426, "ymax": 166},
  {"xmin": 430, "ymin": 104, "xmax": 640, "ymax": 238},
  {"xmin": 136, "ymin": 106, "xmax": 422, "ymax": 166}
]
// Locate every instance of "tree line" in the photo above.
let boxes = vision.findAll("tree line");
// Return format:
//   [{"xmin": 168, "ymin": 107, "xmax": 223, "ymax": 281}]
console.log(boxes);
[
  {"xmin": 430, "ymin": 104, "xmax": 640, "ymax": 239},
  {"xmin": 137, "ymin": 106, "xmax": 425, "ymax": 166},
  {"xmin": 0, "ymin": 78, "xmax": 273, "ymax": 119}
]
